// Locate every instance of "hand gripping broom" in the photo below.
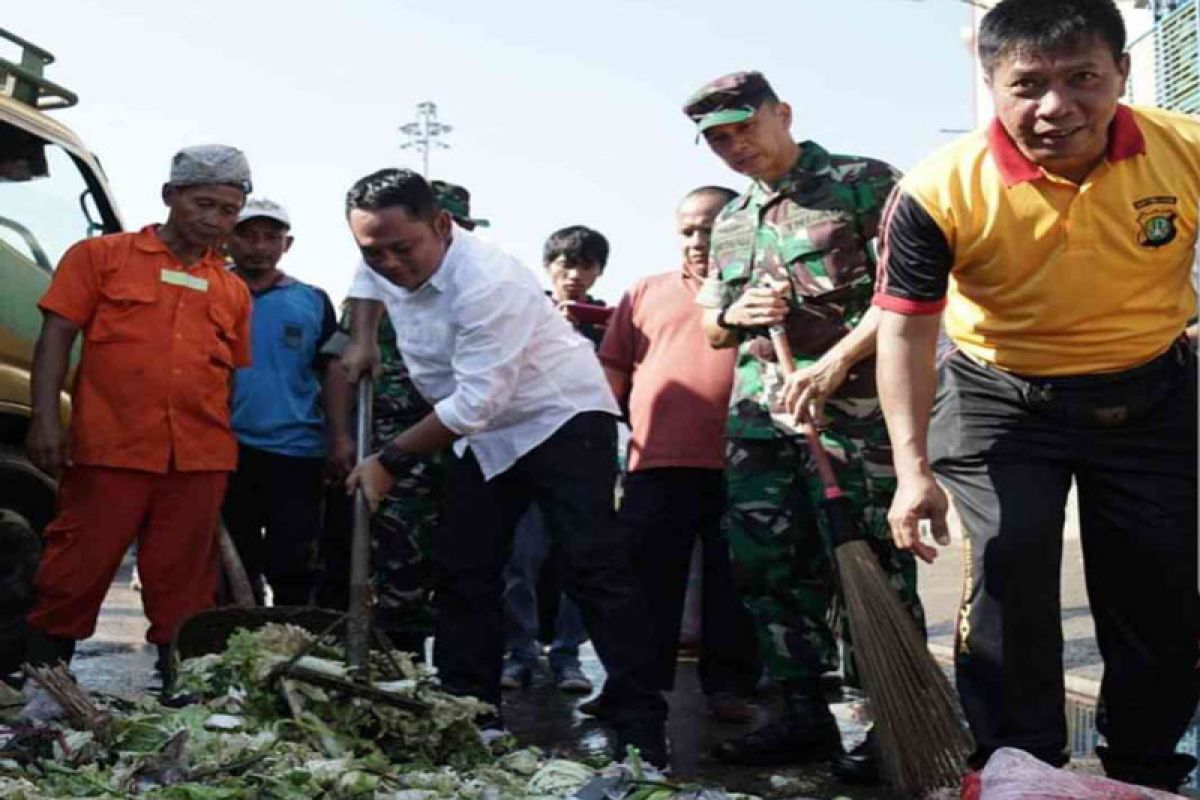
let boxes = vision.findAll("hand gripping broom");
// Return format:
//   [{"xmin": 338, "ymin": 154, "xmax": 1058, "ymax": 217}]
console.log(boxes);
[{"xmin": 769, "ymin": 325, "xmax": 972, "ymax": 795}]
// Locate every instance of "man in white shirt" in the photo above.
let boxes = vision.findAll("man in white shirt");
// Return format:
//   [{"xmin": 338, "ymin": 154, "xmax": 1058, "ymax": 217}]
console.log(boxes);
[{"xmin": 341, "ymin": 169, "xmax": 668, "ymax": 766}]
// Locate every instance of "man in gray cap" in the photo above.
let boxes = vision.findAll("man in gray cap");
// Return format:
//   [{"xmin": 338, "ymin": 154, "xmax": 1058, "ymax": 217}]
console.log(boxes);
[{"xmin": 21, "ymin": 144, "xmax": 253, "ymax": 699}]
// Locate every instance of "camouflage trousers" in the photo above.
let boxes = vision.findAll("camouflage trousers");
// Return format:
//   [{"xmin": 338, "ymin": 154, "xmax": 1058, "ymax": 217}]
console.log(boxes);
[
  {"xmin": 369, "ymin": 450, "xmax": 443, "ymax": 642},
  {"xmin": 369, "ymin": 349, "xmax": 445, "ymax": 643},
  {"xmin": 724, "ymin": 423, "xmax": 924, "ymax": 684}
]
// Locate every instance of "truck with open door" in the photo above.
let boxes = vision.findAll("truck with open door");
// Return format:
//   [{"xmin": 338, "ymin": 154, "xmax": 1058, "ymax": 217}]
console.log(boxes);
[{"xmin": 0, "ymin": 27, "xmax": 123, "ymax": 675}]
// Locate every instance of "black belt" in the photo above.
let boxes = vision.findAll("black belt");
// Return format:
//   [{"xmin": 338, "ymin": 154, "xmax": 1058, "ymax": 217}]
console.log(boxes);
[{"xmin": 958, "ymin": 338, "xmax": 1194, "ymax": 428}]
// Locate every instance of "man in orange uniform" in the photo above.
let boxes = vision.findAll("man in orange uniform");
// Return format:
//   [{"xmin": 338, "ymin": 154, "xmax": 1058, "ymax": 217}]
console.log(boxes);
[{"xmin": 22, "ymin": 145, "xmax": 253, "ymax": 689}]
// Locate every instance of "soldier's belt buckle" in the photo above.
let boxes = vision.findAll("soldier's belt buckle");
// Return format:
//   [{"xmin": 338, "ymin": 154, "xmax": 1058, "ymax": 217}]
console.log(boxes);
[{"xmin": 1091, "ymin": 405, "xmax": 1128, "ymax": 426}]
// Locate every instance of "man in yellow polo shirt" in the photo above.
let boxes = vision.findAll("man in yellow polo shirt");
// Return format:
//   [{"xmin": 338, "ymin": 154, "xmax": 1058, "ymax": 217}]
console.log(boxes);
[{"xmin": 874, "ymin": 0, "xmax": 1198, "ymax": 791}]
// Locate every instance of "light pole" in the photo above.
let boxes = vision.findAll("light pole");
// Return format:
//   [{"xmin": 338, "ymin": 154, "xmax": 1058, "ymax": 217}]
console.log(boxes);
[{"xmin": 399, "ymin": 101, "xmax": 452, "ymax": 177}]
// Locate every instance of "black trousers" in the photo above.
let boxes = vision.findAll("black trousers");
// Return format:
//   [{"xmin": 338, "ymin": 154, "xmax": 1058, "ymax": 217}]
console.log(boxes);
[
  {"xmin": 314, "ymin": 483, "xmax": 352, "ymax": 611},
  {"xmin": 432, "ymin": 411, "xmax": 666, "ymax": 724},
  {"xmin": 222, "ymin": 443, "xmax": 324, "ymax": 607},
  {"xmin": 618, "ymin": 468, "xmax": 760, "ymax": 695},
  {"xmin": 931, "ymin": 343, "xmax": 1198, "ymax": 783}
]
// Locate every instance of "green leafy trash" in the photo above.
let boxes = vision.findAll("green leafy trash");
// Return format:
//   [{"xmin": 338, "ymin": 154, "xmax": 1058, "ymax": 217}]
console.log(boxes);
[{"xmin": 1, "ymin": 624, "xmax": 764, "ymax": 800}]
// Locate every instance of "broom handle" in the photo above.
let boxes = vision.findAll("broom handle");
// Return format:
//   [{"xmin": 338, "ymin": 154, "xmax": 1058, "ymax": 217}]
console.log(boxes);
[
  {"xmin": 347, "ymin": 376, "xmax": 374, "ymax": 680},
  {"xmin": 768, "ymin": 325, "xmax": 844, "ymax": 497}
]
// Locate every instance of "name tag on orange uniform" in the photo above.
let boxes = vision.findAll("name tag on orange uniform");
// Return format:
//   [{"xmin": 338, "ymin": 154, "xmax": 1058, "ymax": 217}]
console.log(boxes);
[{"xmin": 161, "ymin": 269, "xmax": 209, "ymax": 292}]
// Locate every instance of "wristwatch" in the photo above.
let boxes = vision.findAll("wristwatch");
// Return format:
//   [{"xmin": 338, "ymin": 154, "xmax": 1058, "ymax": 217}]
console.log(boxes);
[
  {"xmin": 378, "ymin": 441, "xmax": 409, "ymax": 476},
  {"xmin": 716, "ymin": 306, "xmax": 739, "ymax": 331}
]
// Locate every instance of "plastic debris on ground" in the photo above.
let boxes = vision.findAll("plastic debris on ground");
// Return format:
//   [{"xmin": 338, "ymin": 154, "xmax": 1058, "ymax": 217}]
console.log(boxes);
[
  {"xmin": 0, "ymin": 623, "xmax": 764, "ymax": 799},
  {"xmin": 961, "ymin": 747, "xmax": 1186, "ymax": 800}
]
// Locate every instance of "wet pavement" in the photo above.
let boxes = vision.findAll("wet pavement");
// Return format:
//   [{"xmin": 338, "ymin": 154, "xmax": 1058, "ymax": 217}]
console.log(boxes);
[
  {"xmin": 500, "ymin": 653, "xmax": 894, "ymax": 799},
  {"xmin": 54, "ymin": 554, "xmax": 1200, "ymax": 798}
]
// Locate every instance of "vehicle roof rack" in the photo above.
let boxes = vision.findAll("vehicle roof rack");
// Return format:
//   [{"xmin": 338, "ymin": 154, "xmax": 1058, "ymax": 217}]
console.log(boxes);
[{"xmin": 0, "ymin": 28, "xmax": 78, "ymax": 110}]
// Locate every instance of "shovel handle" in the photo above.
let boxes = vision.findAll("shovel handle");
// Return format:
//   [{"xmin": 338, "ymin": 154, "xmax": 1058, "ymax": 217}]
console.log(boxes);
[
  {"xmin": 217, "ymin": 520, "xmax": 256, "ymax": 609},
  {"xmin": 347, "ymin": 376, "xmax": 374, "ymax": 679},
  {"xmin": 768, "ymin": 326, "xmax": 843, "ymax": 497}
]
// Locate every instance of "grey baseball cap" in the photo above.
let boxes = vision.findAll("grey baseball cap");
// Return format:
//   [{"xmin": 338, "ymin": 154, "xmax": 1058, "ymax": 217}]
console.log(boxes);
[{"xmin": 168, "ymin": 144, "xmax": 252, "ymax": 193}]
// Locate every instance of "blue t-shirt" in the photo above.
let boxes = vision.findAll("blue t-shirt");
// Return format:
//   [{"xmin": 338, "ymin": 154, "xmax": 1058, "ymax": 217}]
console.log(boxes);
[{"xmin": 231, "ymin": 273, "xmax": 338, "ymax": 458}]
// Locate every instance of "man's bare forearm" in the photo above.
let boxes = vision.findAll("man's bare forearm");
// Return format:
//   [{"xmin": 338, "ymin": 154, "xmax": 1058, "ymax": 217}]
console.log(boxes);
[
  {"xmin": 348, "ymin": 298, "xmax": 384, "ymax": 345},
  {"xmin": 390, "ymin": 411, "xmax": 459, "ymax": 456},
  {"xmin": 876, "ymin": 311, "xmax": 940, "ymax": 478},
  {"xmin": 31, "ymin": 314, "xmax": 78, "ymax": 421},
  {"xmin": 603, "ymin": 366, "xmax": 632, "ymax": 419},
  {"xmin": 701, "ymin": 308, "xmax": 739, "ymax": 349},
  {"xmin": 822, "ymin": 304, "xmax": 882, "ymax": 371},
  {"xmin": 321, "ymin": 358, "xmax": 352, "ymax": 439}
]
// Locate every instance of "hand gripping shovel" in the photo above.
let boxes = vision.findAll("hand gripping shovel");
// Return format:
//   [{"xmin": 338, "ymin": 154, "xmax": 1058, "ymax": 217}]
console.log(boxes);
[
  {"xmin": 769, "ymin": 325, "xmax": 971, "ymax": 795},
  {"xmin": 171, "ymin": 377, "xmax": 427, "ymax": 712}
]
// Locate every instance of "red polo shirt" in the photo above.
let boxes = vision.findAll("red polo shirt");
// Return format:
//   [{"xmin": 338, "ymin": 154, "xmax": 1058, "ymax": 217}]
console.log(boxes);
[
  {"xmin": 39, "ymin": 225, "xmax": 252, "ymax": 472},
  {"xmin": 599, "ymin": 269, "xmax": 735, "ymax": 471}
]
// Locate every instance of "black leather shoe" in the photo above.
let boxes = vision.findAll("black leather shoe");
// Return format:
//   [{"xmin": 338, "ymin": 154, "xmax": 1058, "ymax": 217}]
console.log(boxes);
[
  {"xmin": 23, "ymin": 629, "xmax": 75, "ymax": 669},
  {"xmin": 1096, "ymin": 745, "xmax": 1197, "ymax": 792},
  {"xmin": 616, "ymin": 720, "xmax": 669, "ymax": 771},
  {"xmin": 578, "ymin": 691, "xmax": 616, "ymax": 721},
  {"xmin": 832, "ymin": 728, "xmax": 880, "ymax": 785},
  {"xmin": 155, "ymin": 644, "xmax": 175, "ymax": 694},
  {"xmin": 712, "ymin": 681, "xmax": 843, "ymax": 766}
]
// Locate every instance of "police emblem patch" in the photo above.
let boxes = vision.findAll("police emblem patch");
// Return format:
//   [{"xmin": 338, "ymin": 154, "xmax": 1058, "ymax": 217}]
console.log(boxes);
[
  {"xmin": 1137, "ymin": 210, "xmax": 1177, "ymax": 248},
  {"xmin": 1133, "ymin": 196, "xmax": 1179, "ymax": 248}
]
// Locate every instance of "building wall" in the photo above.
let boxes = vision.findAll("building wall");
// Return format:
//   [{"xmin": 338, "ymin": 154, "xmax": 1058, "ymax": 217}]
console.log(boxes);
[{"xmin": 1152, "ymin": 0, "xmax": 1199, "ymax": 112}]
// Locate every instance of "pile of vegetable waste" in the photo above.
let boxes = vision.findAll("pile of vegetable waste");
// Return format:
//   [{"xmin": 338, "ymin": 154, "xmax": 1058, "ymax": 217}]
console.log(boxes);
[{"xmin": 0, "ymin": 624, "xmax": 760, "ymax": 799}]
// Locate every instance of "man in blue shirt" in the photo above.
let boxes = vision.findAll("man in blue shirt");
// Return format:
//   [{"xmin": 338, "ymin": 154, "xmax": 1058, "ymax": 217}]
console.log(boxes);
[{"xmin": 224, "ymin": 198, "xmax": 352, "ymax": 605}]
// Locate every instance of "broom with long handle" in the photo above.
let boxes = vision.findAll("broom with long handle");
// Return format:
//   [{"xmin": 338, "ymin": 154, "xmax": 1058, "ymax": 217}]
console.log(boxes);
[{"xmin": 769, "ymin": 325, "xmax": 972, "ymax": 795}]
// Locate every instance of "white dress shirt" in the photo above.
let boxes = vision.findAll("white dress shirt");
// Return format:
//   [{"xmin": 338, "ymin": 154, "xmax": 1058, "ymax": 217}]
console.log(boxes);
[{"xmin": 347, "ymin": 226, "xmax": 619, "ymax": 480}]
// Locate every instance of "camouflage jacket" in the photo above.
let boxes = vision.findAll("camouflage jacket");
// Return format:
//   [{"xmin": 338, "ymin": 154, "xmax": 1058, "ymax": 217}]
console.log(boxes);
[
  {"xmin": 698, "ymin": 141, "xmax": 900, "ymax": 439},
  {"xmin": 375, "ymin": 314, "xmax": 434, "ymax": 440}
]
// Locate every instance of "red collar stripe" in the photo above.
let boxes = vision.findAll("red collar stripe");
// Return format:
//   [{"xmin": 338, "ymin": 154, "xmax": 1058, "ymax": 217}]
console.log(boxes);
[{"xmin": 987, "ymin": 105, "xmax": 1146, "ymax": 187}]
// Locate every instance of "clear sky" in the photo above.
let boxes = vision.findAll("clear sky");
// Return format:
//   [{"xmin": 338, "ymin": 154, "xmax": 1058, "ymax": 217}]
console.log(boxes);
[{"xmin": 8, "ymin": 0, "xmax": 975, "ymax": 304}]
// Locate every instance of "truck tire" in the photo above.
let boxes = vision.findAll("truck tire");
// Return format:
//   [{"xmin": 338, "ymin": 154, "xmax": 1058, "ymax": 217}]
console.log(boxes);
[{"xmin": 0, "ymin": 449, "xmax": 54, "ymax": 678}]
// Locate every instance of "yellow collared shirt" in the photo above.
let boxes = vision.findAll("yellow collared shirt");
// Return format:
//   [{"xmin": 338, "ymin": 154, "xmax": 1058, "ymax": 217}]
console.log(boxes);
[{"xmin": 874, "ymin": 104, "xmax": 1199, "ymax": 376}]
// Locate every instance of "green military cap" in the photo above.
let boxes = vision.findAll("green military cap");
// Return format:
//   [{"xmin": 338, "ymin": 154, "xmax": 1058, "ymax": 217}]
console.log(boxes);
[
  {"xmin": 431, "ymin": 179, "xmax": 490, "ymax": 229},
  {"xmin": 682, "ymin": 71, "xmax": 777, "ymax": 132}
]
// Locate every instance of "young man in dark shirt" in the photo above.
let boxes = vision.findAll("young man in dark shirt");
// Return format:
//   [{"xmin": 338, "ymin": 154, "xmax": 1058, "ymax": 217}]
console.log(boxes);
[{"xmin": 501, "ymin": 226, "xmax": 610, "ymax": 693}]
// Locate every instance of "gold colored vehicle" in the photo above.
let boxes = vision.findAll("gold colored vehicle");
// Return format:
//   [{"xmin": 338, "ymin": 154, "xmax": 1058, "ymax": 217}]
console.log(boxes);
[{"xmin": 0, "ymin": 28, "xmax": 122, "ymax": 671}]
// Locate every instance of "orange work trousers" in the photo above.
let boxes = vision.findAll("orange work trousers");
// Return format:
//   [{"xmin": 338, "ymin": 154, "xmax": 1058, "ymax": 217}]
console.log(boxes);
[{"xmin": 28, "ymin": 465, "xmax": 227, "ymax": 645}]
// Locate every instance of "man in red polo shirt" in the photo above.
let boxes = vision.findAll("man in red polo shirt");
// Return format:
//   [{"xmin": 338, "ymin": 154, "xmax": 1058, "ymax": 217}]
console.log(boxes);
[
  {"xmin": 23, "ymin": 145, "xmax": 253, "ymax": 692},
  {"xmin": 592, "ymin": 186, "xmax": 761, "ymax": 722}
]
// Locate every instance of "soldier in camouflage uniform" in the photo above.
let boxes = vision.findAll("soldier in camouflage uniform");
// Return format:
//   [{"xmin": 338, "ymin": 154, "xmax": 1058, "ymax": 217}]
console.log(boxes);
[
  {"xmin": 685, "ymin": 71, "xmax": 924, "ymax": 780},
  {"xmin": 368, "ymin": 313, "xmax": 440, "ymax": 651},
  {"xmin": 351, "ymin": 181, "xmax": 489, "ymax": 653}
]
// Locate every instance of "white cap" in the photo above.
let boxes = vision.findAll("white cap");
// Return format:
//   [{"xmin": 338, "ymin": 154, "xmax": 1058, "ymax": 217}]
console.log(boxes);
[{"xmin": 237, "ymin": 197, "xmax": 290, "ymax": 229}]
